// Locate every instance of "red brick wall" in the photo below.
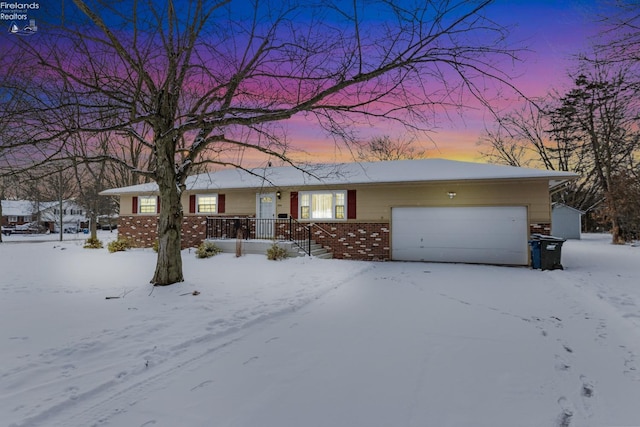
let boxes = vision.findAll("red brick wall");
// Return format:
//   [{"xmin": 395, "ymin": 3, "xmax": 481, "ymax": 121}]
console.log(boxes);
[
  {"xmin": 119, "ymin": 216, "xmax": 549, "ymax": 260},
  {"xmin": 309, "ymin": 222, "xmax": 390, "ymax": 260},
  {"xmin": 530, "ymin": 223, "xmax": 551, "ymax": 236},
  {"xmin": 118, "ymin": 216, "xmax": 158, "ymax": 247},
  {"xmin": 181, "ymin": 216, "xmax": 209, "ymax": 248},
  {"xmin": 118, "ymin": 215, "xmax": 208, "ymax": 249}
]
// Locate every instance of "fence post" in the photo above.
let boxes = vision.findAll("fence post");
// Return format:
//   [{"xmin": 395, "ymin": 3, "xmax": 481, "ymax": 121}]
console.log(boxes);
[{"xmin": 307, "ymin": 224, "xmax": 311, "ymax": 256}]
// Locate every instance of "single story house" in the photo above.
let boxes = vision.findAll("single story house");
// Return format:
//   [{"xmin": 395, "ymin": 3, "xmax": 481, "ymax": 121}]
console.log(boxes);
[
  {"xmin": 552, "ymin": 203, "xmax": 585, "ymax": 240},
  {"xmin": 100, "ymin": 159, "xmax": 578, "ymax": 265}
]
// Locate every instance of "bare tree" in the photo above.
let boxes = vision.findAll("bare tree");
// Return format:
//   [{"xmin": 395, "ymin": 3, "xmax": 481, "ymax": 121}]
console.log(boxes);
[
  {"xmin": 597, "ymin": 1, "xmax": 640, "ymax": 64},
  {"xmin": 479, "ymin": 101, "xmax": 599, "ymax": 211},
  {"xmin": 547, "ymin": 60, "xmax": 640, "ymax": 243},
  {"xmin": 4, "ymin": 0, "xmax": 523, "ymax": 285},
  {"xmin": 356, "ymin": 135, "xmax": 426, "ymax": 161},
  {"xmin": 480, "ymin": 102, "xmax": 550, "ymax": 168}
]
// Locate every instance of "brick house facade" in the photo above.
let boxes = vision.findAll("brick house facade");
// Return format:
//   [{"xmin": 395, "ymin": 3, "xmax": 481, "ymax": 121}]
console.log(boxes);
[{"xmin": 103, "ymin": 159, "xmax": 577, "ymax": 265}]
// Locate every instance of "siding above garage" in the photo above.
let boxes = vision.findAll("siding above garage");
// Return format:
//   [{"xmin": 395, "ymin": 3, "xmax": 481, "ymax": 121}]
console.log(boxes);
[{"xmin": 352, "ymin": 179, "xmax": 552, "ymax": 225}]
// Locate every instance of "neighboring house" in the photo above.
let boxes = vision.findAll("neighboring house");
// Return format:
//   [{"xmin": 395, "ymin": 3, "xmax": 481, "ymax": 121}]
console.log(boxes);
[
  {"xmin": 1, "ymin": 199, "xmax": 88, "ymax": 233},
  {"xmin": 1, "ymin": 200, "xmax": 36, "ymax": 227},
  {"xmin": 552, "ymin": 203, "xmax": 585, "ymax": 240},
  {"xmin": 100, "ymin": 159, "xmax": 578, "ymax": 265},
  {"xmin": 38, "ymin": 200, "xmax": 89, "ymax": 233}
]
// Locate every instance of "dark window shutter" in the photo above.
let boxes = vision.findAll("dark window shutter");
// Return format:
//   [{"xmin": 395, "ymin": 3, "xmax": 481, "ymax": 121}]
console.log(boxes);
[
  {"xmin": 156, "ymin": 196, "xmax": 161, "ymax": 213},
  {"xmin": 218, "ymin": 194, "xmax": 225, "ymax": 213},
  {"xmin": 132, "ymin": 196, "xmax": 138, "ymax": 214},
  {"xmin": 347, "ymin": 190, "xmax": 356, "ymax": 219},
  {"xmin": 290, "ymin": 191, "xmax": 298, "ymax": 219},
  {"xmin": 189, "ymin": 195, "xmax": 196, "ymax": 213}
]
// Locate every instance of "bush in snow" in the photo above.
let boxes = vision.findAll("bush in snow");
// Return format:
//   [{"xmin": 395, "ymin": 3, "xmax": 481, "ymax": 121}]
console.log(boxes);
[
  {"xmin": 83, "ymin": 237, "xmax": 104, "ymax": 249},
  {"xmin": 195, "ymin": 241, "xmax": 222, "ymax": 259},
  {"xmin": 266, "ymin": 243, "xmax": 289, "ymax": 261},
  {"xmin": 152, "ymin": 239, "xmax": 159, "ymax": 253},
  {"xmin": 107, "ymin": 238, "xmax": 133, "ymax": 253}
]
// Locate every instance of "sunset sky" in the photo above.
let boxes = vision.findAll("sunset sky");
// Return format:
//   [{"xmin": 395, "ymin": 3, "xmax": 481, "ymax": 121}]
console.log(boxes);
[
  {"xmin": 1, "ymin": 0, "xmax": 619, "ymax": 165},
  {"xmin": 291, "ymin": 0, "xmax": 617, "ymax": 164}
]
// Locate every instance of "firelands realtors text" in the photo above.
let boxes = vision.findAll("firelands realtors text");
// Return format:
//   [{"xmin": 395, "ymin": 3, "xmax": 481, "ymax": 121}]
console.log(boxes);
[{"xmin": 1, "ymin": 2, "xmax": 39, "ymax": 21}]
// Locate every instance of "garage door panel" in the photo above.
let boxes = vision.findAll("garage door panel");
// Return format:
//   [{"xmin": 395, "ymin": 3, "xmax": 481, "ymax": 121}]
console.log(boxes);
[{"xmin": 391, "ymin": 207, "xmax": 528, "ymax": 265}]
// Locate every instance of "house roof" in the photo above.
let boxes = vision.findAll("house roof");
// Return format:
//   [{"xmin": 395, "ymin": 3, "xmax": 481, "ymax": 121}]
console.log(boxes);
[
  {"xmin": 1, "ymin": 200, "xmax": 36, "ymax": 216},
  {"xmin": 100, "ymin": 159, "xmax": 579, "ymax": 195},
  {"xmin": 552, "ymin": 202, "xmax": 586, "ymax": 215},
  {"xmin": 1, "ymin": 200, "xmax": 86, "ymax": 217}
]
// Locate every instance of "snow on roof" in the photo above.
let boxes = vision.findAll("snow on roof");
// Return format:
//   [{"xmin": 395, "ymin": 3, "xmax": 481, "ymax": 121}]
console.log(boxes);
[
  {"xmin": 1, "ymin": 200, "xmax": 35, "ymax": 216},
  {"xmin": 1, "ymin": 200, "xmax": 83, "ymax": 216},
  {"xmin": 100, "ymin": 159, "xmax": 579, "ymax": 195},
  {"xmin": 552, "ymin": 202, "xmax": 586, "ymax": 214}
]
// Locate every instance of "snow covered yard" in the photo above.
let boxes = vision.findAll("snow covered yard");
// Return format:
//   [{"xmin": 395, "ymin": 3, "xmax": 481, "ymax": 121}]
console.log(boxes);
[{"xmin": 1, "ymin": 233, "xmax": 639, "ymax": 427}]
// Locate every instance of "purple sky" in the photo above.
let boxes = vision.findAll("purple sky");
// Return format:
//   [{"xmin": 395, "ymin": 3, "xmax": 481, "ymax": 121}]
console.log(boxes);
[
  {"xmin": 287, "ymin": 0, "xmax": 617, "ymax": 164},
  {"xmin": 1, "ymin": 0, "xmax": 617, "ymax": 165}
]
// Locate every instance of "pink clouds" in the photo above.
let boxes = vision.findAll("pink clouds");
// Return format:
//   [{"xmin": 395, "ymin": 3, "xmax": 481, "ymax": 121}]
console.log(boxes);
[{"xmin": 281, "ymin": 1, "xmax": 613, "ymax": 164}]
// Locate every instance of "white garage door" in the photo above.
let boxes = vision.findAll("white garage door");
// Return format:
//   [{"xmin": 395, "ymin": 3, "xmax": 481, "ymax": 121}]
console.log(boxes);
[{"xmin": 391, "ymin": 206, "xmax": 528, "ymax": 265}]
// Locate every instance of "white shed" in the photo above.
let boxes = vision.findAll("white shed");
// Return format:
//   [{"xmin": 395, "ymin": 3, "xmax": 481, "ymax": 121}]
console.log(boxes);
[{"xmin": 552, "ymin": 203, "xmax": 584, "ymax": 240}]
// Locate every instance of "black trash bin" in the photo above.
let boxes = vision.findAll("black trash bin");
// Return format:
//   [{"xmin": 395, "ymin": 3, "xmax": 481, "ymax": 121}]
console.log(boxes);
[{"xmin": 530, "ymin": 234, "xmax": 566, "ymax": 270}]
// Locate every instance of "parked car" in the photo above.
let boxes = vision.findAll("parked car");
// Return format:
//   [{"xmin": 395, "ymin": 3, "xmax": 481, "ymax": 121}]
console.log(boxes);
[
  {"xmin": 14, "ymin": 222, "xmax": 42, "ymax": 234},
  {"xmin": 98, "ymin": 215, "xmax": 118, "ymax": 230}
]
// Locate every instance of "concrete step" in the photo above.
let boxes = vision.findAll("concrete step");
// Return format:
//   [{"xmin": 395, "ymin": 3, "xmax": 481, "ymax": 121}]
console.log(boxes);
[
  {"xmin": 310, "ymin": 247, "xmax": 331, "ymax": 257},
  {"xmin": 292, "ymin": 240, "xmax": 333, "ymax": 259},
  {"xmin": 312, "ymin": 251, "xmax": 333, "ymax": 259},
  {"xmin": 208, "ymin": 238, "xmax": 332, "ymax": 259}
]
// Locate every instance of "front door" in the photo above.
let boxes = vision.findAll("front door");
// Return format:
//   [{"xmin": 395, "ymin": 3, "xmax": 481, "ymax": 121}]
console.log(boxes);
[{"xmin": 256, "ymin": 193, "xmax": 276, "ymax": 239}]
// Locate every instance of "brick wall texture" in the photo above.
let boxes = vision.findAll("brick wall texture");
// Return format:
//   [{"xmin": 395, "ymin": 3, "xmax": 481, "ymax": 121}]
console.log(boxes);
[
  {"xmin": 530, "ymin": 223, "xmax": 552, "ymax": 235},
  {"xmin": 119, "ymin": 215, "xmax": 550, "ymax": 261},
  {"xmin": 308, "ymin": 222, "xmax": 390, "ymax": 260},
  {"xmin": 118, "ymin": 215, "xmax": 208, "ymax": 249}
]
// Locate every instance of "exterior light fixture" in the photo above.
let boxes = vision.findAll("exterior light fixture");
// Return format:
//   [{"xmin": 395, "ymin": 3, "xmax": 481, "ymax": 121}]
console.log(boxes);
[
  {"xmin": 447, "ymin": 191, "xmax": 457, "ymax": 199},
  {"xmin": 276, "ymin": 191, "xmax": 281, "ymax": 199}
]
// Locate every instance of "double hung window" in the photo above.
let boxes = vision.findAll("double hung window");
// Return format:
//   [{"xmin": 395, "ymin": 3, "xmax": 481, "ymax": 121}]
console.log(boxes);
[
  {"xmin": 196, "ymin": 195, "xmax": 217, "ymax": 213},
  {"xmin": 299, "ymin": 191, "xmax": 346, "ymax": 220},
  {"xmin": 139, "ymin": 196, "xmax": 157, "ymax": 213}
]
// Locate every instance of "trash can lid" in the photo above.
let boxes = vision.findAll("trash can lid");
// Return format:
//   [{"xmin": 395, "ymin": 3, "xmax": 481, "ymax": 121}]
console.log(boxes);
[
  {"xmin": 540, "ymin": 235, "xmax": 566, "ymax": 242},
  {"xmin": 530, "ymin": 234, "xmax": 566, "ymax": 242}
]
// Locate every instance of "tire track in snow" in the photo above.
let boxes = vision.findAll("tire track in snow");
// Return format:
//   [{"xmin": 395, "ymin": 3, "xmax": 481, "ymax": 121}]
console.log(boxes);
[{"xmin": 13, "ymin": 264, "xmax": 375, "ymax": 427}]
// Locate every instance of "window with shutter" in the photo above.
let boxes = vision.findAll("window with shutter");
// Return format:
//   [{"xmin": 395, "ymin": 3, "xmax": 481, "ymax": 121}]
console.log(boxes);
[
  {"xmin": 297, "ymin": 190, "xmax": 350, "ymax": 220},
  {"xmin": 196, "ymin": 195, "xmax": 218, "ymax": 213},
  {"xmin": 138, "ymin": 196, "xmax": 157, "ymax": 213}
]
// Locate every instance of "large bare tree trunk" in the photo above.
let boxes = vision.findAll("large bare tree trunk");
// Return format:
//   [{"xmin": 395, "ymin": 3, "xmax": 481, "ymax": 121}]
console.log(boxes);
[
  {"xmin": 151, "ymin": 137, "xmax": 184, "ymax": 285},
  {"xmin": 4, "ymin": 0, "xmax": 527, "ymax": 285}
]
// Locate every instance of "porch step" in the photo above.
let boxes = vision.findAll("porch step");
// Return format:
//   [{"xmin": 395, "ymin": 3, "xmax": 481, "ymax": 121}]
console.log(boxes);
[
  {"xmin": 294, "ymin": 240, "xmax": 333, "ymax": 259},
  {"xmin": 208, "ymin": 238, "xmax": 332, "ymax": 259},
  {"xmin": 311, "ymin": 250, "xmax": 333, "ymax": 259}
]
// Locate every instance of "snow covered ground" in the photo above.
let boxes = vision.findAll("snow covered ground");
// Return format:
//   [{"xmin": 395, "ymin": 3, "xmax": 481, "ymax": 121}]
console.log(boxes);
[{"xmin": 1, "ymin": 232, "xmax": 639, "ymax": 427}]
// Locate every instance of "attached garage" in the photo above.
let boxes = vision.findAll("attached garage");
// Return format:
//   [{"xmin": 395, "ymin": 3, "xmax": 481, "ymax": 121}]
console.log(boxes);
[
  {"xmin": 104, "ymin": 158, "xmax": 579, "ymax": 261},
  {"xmin": 391, "ymin": 206, "xmax": 529, "ymax": 265}
]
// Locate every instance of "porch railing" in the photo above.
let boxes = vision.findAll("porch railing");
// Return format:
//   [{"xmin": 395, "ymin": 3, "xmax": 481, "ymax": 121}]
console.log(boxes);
[{"xmin": 206, "ymin": 216, "xmax": 312, "ymax": 255}]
